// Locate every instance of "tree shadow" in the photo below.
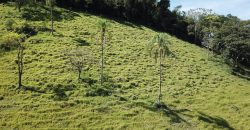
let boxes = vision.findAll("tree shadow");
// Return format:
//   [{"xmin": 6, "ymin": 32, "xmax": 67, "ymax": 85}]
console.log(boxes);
[
  {"xmin": 119, "ymin": 21, "xmax": 143, "ymax": 30},
  {"xmin": 21, "ymin": 85, "xmax": 46, "ymax": 93},
  {"xmin": 138, "ymin": 102, "xmax": 190, "ymax": 124},
  {"xmin": 82, "ymin": 12, "xmax": 144, "ymax": 30},
  {"xmin": 85, "ymin": 73, "xmax": 122, "ymax": 97},
  {"xmin": 74, "ymin": 38, "xmax": 90, "ymax": 46},
  {"xmin": 52, "ymin": 86, "xmax": 68, "ymax": 101},
  {"xmin": 22, "ymin": 5, "xmax": 80, "ymax": 21},
  {"xmin": 197, "ymin": 112, "xmax": 235, "ymax": 130},
  {"xmin": 136, "ymin": 101, "xmax": 234, "ymax": 130}
]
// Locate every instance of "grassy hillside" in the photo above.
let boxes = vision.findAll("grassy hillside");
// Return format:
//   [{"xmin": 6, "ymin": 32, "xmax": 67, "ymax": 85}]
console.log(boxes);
[{"xmin": 0, "ymin": 3, "xmax": 250, "ymax": 130}]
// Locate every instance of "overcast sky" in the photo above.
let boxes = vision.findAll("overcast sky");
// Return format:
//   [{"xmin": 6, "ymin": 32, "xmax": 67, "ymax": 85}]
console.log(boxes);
[{"xmin": 170, "ymin": 0, "xmax": 250, "ymax": 20}]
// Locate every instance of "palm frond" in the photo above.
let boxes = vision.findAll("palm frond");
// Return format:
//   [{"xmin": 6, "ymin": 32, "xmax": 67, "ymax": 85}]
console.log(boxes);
[{"xmin": 147, "ymin": 33, "xmax": 175, "ymax": 63}]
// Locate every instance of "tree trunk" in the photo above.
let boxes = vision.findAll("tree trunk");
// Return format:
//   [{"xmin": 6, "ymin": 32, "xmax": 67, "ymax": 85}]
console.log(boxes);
[
  {"xmin": 158, "ymin": 54, "xmax": 162, "ymax": 104},
  {"xmin": 17, "ymin": 44, "xmax": 24, "ymax": 89},
  {"xmin": 78, "ymin": 70, "xmax": 81, "ymax": 82},
  {"xmin": 50, "ymin": 2, "xmax": 54, "ymax": 35},
  {"xmin": 100, "ymin": 28, "xmax": 105, "ymax": 87},
  {"xmin": 194, "ymin": 23, "xmax": 197, "ymax": 43}
]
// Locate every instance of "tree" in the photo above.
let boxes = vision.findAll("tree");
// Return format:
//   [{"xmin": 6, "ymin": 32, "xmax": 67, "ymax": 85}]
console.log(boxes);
[
  {"xmin": 46, "ymin": 0, "xmax": 55, "ymax": 35},
  {"xmin": 95, "ymin": 20, "xmax": 111, "ymax": 87},
  {"xmin": 0, "ymin": 33, "xmax": 23, "ymax": 88},
  {"xmin": 187, "ymin": 8, "xmax": 213, "ymax": 43},
  {"xmin": 17, "ymin": 42, "xmax": 24, "ymax": 89},
  {"xmin": 66, "ymin": 48, "xmax": 90, "ymax": 82},
  {"xmin": 147, "ymin": 33, "xmax": 174, "ymax": 106}
]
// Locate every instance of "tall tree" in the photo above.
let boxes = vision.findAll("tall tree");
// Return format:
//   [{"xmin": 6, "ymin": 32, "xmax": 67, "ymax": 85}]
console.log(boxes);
[
  {"xmin": 96, "ymin": 20, "xmax": 111, "ymax": 87},
  {"xmin": 147, "ymin": 33, "xmax": 174, "ymax": 106},
  {"xmin": 187, "ymin": 8, "xmax": 213, "ymax": 43}
]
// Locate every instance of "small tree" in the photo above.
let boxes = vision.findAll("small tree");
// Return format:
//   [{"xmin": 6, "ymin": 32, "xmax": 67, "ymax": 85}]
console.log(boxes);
[
  {"xmin": 147, "ymin": 33, "xmax": 174, "ymax": 106},
  {"xmin": 66, "ymin": 48, "xmax": 90, "ymax": 82},
  {"xmin": 95, "ymin": 20, "xmax": 111, "ymax": 87}
]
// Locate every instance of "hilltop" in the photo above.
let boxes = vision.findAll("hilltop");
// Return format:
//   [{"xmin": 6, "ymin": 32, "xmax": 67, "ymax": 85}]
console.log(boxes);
[{"xmin": 0, "ymin": 3, "xmax": 250, "ymax": 129}]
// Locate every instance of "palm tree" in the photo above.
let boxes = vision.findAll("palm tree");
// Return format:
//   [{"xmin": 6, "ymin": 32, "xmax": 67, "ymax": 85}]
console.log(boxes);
[
  {"xmin": 96, "ymin": 20, "xmax": 111, "ymax": 87},
  {"xmin": 147, "ymin": 33, "xmax": 174, "ymax": 106}
]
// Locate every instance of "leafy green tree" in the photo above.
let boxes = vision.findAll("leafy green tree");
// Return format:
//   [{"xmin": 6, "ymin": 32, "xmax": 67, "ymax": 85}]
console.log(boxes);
[
  {"xmin": 95, "ymin": 20, "xmax": 111, "ymax": 87},
  {"xmin": 147, "ymin": 33, "xmax": 174, "ymax": 106},
  {"xmin": 187, "ymin": 8, "xmax": 213, "ymax": 43}
]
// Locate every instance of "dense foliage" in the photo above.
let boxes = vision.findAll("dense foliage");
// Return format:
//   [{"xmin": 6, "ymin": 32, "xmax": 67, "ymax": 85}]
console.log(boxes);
[{"xmin": 187, "ymin": 13, "xmax": 250, "ymax": 77}]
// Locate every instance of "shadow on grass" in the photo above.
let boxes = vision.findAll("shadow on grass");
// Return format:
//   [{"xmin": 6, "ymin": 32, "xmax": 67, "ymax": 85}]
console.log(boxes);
[
  {"xmin": 137, "ymin": 102, "xmax": 234, "ymax": 130},
  {"xmin": 85, "ymin": 74, "xmax": 122, "ymax": 97},
  {"xmin": 21, "ymin": 85, "xmax": 45, "ymax": 93},
  {"xmin": 119, "ymin": 21, "xmax": 143, "ymax": 30},
  {"xmin": 22, "ymin": 5, "xmax": 80, "ymax": 21},
  {"xmin": 74, "ymin": 38, "xmax": 90, "ymax": 46},
  {"xmin": 137, "ymin": 102, "xmax": 190, "ymax": 124},
  {"xmin": 197, "ymin": 112, "xmax": 235, "ymax": 130}
]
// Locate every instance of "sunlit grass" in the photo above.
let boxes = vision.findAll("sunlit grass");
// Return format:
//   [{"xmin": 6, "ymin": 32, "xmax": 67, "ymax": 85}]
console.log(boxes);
[{"xmin": 0, "ymin": 3, "xmax": 249, "ymax": 129}]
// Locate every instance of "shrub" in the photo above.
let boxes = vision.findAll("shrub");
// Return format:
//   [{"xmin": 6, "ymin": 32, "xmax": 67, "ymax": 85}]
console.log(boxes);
[
  {"xmin": 5, "ymin": 19, "xmax": 15, "ymax": 31},
  {"xmin": 0, "ymin": 32, "xmax": 20, "ymax": 51}
]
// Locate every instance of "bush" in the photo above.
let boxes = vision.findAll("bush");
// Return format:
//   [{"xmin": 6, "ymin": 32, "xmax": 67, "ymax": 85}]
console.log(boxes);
[
  {"xmin": 0, "ymin": 32, "xmax": 20, "ymax": 51},
  {"xmin": 5, "ymin": 19, "xmax": 15, "ymax": 31}
]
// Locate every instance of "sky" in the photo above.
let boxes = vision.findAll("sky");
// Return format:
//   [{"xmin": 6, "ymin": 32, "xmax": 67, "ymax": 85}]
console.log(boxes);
[{"xmin": 170, "ymin": 0, "xmax": 250, "ymax": 20}]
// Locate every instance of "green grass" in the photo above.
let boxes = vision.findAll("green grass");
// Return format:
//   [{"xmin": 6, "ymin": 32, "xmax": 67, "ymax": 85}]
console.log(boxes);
[{"xmin": 0, "ymin": 3, "xmax": 250, "ymax": 130}]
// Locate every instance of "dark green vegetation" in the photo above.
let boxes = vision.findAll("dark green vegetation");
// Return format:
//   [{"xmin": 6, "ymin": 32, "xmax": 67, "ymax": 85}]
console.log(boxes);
[
  {"xmin": 186, "ymin": 9, "xmax": 250, "ymax": 79},
  {"xmin": 0, "ymin": 2, "xmax": 250, "ymax": 130}
]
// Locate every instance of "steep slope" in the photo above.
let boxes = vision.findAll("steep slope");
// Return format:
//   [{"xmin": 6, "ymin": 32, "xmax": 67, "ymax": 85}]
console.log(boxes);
[{"xmin": 0, "ymin": 3, "xmax": 250, "ymax": 129}]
